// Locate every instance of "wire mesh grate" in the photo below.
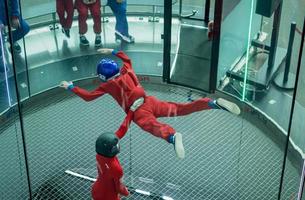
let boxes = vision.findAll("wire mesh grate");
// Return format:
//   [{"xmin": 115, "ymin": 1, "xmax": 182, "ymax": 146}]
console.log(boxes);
[{"xmin": 0, "ymin": 83, "xmax": 301, "ymax": 200}]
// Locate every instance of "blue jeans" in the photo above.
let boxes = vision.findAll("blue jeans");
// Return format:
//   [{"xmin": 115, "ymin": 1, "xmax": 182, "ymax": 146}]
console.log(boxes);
[
  {"xmin": 0, "ymin": 18, "xmax": 30, "ymax": 72},
  {"xmin": 107, "ymin": 0, "xmax": 129, "ymax": 36},
  {"xmin": 0, "ymin": 26, "xmax": 6, "ymax": 72},
  {"xmin": 11, "ymin": 18, "xmax": 30, "ymax": 43}
]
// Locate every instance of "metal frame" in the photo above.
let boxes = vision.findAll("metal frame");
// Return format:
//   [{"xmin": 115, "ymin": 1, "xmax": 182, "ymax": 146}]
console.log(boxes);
[
  {"xmin": 282, "ymin": 16, "xmax": 305, "ymax": 200},
  {"xmin": 3, "ymin": 0, "xmax": 33, "ymax": 199},
  {"xmin": 162, "ymin": 0, "xmax": 172, "ymax": 82},
  {"xmin": 209, "ymin": 0, "xmax": 223, "ymax": 93}
]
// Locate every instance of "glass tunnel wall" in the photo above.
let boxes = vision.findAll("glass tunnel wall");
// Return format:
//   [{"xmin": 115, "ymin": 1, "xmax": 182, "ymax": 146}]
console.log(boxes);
[
  {"xmin": 0, "ymin": 0, "xmax": 30, "ymax": 199},
  {"xmin": 1, "ymin": 0, "xmax": 305, "ymax": 199},
  {"xmin": 218, "ymin": 0, "xmax": 305, "ymax": 199}
]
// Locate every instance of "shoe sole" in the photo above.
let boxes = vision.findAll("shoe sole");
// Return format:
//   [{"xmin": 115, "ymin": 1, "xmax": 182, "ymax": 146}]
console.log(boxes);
[
  {"xmin": 174, "ymin": 133, "xmax": 185, "ymax": 159},
  {"xmin": 217, "ymin": 98, "xmax": 241, "ymax": 115},
  {"xmin": 80, "ymin": 43, "xmax": 89, "ymax": 46},
  {"xmin": 115, "ymin": 31, "xmax": 135, "ymax": 43}
]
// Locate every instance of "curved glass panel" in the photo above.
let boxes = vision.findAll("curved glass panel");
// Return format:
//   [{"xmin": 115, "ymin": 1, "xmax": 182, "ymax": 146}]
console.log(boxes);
[
  {"xmin": 2, "ymin": 0, "xmax": 305, "ymax": 199},
  {"xmin": 0, "ymin": 1, "xmax": 30, "ymax": 199}
]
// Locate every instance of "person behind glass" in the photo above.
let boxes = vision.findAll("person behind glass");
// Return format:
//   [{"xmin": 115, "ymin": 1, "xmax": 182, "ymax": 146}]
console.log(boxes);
[
  {"xmin": 92, "ymin": 132, "xmax": 129, "ymax": 200},
  {"xmin": 75, "ymin": 0, "xmax": 102, "ymax": 47},
  {"xmin": 0, "ymin": 22, "xmax": 7, "ymax": 73},
  {"xmin": 107, "ymin": 0, "xmax": 134, "ymax": 43},
  {"xmin": 56, "ymin": 0, "xmax": 74, "ymax": 38},
  {"xmin": 0, "ymin": 0, "xmax": 30, "ymax": 54},
  {"xmin": 60, "ymin": 48, "xmax": 241, "ymax": 159}
]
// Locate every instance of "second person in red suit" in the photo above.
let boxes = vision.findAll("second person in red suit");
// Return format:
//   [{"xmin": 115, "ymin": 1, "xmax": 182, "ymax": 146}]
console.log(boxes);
[{"xmin": 91, "ymin": 132, "xmax": 129, "ymax": 200}]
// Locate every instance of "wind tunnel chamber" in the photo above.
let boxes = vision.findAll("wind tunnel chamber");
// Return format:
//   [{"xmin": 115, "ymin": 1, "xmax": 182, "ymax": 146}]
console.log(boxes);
[{"xmin": 1, "ymin": 0, "xmax": 305, "ymax": 200}]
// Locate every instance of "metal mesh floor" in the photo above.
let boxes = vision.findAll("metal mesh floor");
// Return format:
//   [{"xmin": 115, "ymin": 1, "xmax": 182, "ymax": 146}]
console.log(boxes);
[{"xmin": 0, "ymin": 82, "xmax": 300, "ymax": 200}]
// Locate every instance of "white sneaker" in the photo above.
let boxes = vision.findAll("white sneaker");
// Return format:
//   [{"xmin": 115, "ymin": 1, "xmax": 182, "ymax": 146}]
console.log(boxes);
[
  {"xmin": 216, "ymin": 98, "xmax": 241, "ymax": 115},
  {"xmin": 174, "ymin": 132, "xmax": 185, "ymax": 159}
]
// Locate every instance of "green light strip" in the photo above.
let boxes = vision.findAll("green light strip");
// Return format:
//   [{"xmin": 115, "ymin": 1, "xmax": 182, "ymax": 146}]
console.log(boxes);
[{"xmin": 242, "ymin": 0, "xmax": 255, "ymax": 101}]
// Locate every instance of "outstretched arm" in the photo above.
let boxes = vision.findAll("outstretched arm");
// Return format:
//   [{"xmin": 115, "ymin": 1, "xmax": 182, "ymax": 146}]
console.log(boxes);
[
  {"xmin": 97, "ymin": 48, "xmax": 132, "ymax": 71},
  {"xmin": 59, "ymin": 81, "xmax": 106, "ymax": 101}
]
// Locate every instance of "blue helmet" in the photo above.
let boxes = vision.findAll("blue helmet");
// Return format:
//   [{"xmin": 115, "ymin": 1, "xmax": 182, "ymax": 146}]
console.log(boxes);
[{"xmin": 97, "ymin": 58, "xmax": 119, "ymax": 81}]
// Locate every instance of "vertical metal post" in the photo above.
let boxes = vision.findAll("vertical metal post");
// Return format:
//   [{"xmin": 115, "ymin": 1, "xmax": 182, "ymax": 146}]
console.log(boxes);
[
  {"xmin": 283, "ymin": 22, "xmax": 296, "ymax": 82},
  {"xmin": 179, "ymin": 0, "xmax": 182, "ymax": 20},
  {"xmin": 296, "ymin": 17, "xmax": 305, "ymax": 200},
  {"xmin": 268, "ymin": 1, "xmax": 282, "ymax": 69},
  {"xmin": 4, "ymin": 0, "xmax": 33, "ymax": 199},
  {"xmin": 278, "ymin": 16, "xmax": 305, "ymax": 200},
  {"xmin": 18, "ymin": 0, "xmax": 31, "ymax": 97},
  {"xmin": 209, "ymin": 0, "xmax": 223, "ymax": 93},
  {"xmin": 204, "ymin": 0, "xmax": 211, "ymax": 23},
  {"xmin": 162, "ymin": 0, "xmax": 172, "ymax": 82}
]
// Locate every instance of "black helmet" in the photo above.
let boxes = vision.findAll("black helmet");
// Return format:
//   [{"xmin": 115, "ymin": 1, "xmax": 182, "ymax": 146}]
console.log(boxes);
[{"xmin": 96, "ymin": 132, "xmax": 120, "ymax": 157}]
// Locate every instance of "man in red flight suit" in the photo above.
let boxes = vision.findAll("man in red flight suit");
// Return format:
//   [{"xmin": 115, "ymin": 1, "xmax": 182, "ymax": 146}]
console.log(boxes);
[
  {"xmin": 56, "ymin": 0, "xmax": 74, "ymax": 38},
  {"xmin": 60, "ymin": 48, "xmax": 241, "ymax": 159},
  {"xmin": 75, "ymin": 0, "xmax": 102, "ymax": 47},
  {"xmin": 92, "ymin": 132, "xmax": 129, "ymax": 200}
]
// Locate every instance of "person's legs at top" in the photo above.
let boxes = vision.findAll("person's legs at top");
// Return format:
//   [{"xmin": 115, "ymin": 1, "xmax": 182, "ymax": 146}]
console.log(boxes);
[
  {"xmin": 63, "ymin": 0, "xmax": 74, "ymax": 38},
  {"xmin": 56, "ymin": 0, "xmax": 66, "ymax": 27},
  {"xmin": 11, "ymin": 18, "xmax": 30, "ymax": 53},
  {"xmin": 75, "ymin": 0, "xmax": 89, "ymax": 46},
  {"xmin": 89, "ymin": 0, "xmax": 102, "ymax": 47},
  {"xmin": 57, "ymin": 0, "xmax": 74, "ymax": 38},
  {"xmin": 108, "ymin": 0, "xmax": 134, "ymax": 43}
]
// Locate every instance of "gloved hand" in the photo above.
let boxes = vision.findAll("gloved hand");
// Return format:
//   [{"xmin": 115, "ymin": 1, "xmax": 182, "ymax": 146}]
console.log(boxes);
[{"xmin": 59, "ymin": 81, "xmax": 74, "ymax": 90}]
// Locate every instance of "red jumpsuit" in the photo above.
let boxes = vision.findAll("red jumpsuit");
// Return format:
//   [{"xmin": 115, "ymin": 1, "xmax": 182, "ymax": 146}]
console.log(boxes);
[
  {"xmin": 56, "ymin": 0, "xmax": 74, "ymax": 29},
  {"xmin": 71, "ymin": 51, "xmax": 213, "ymax": 141},
  {"xmin": 91, "ymin": 154, "xmax": 129, "ymax": 200},
  {"xmin": 75, "ymin": 0, "xmax": 101, "ymax": 34}
]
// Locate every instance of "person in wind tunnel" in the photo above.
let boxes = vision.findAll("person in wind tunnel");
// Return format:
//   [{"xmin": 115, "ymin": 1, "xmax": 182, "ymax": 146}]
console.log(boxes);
[
  {"xmin": 91, "ymin": 132, "xmax": 129, "ymax": 200},
  {"xmin": 60, "ymin": 48, "xmax": 241, "ymax": 159}
]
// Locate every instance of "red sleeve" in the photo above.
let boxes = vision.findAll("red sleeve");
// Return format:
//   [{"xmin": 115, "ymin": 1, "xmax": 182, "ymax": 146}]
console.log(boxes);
[
  {"xmin": 114, "ymin": 51, "xmax": 132, "ymax": 72},
  {"xmin": 112, "ymin": 159, "xmax": 129, "ymax": 196},
  {"xmin": 115, "ymin": 110, "xmax": 133, "ymax": 139},
  {"xmin": 71, "ymin": 85, "xmax": 106, "ymax": 101}
]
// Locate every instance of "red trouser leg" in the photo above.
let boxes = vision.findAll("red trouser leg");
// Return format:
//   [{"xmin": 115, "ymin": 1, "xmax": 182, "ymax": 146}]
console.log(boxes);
[
  {"xmin": 76, "ymin": 0, "xmax": 88, "ymax": 34},
  {"xmin": 89, "ymin": 0, "xmax": 101, "ymax": 34},
  {"xmin": 154, "ymin": 97, "xmax": 213, "ymax": 118},
  {"xmin": 56, "ymin": 0, "xmax": 74, "ymax": 29},
  {"xmin": 64, "ymin": 0, "xmax": 74, "ymax": 29},
  {"xmin": 56, "ymin": 0, "xmax": 66, "ymax": 27},
  {"xmin": 133, "ymin": 108, "xmax": 176, "ymax": 141},
  {"xmin": 133, "ymin": 96, "xmax": 213, "ymax": 141}
]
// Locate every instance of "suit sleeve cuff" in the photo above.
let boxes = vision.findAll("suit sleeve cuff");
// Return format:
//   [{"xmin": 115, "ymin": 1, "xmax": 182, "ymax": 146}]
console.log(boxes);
[
  {"xmin": 68, "ymin": 84, "xmax": 75, "ymax": 91},
  {"xmin": 112, "ymin": 50, "xmax": 118, "ymax": 55}
]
